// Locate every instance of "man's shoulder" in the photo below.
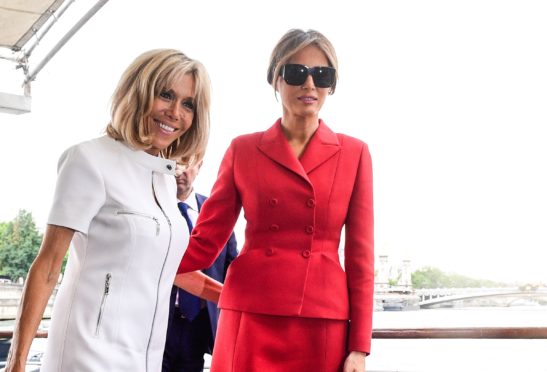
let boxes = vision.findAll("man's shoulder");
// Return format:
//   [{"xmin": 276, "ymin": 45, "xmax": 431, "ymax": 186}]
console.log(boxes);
[{"xmin": 195, "ymin": 193, "xmax": 208, "ymax": 207}]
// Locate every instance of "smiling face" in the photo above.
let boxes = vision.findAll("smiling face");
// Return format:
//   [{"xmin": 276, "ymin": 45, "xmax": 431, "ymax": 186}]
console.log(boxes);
[
  {"xmin": 145, "ymin": 73, "xmax": 196, "ymax": 156},
  {"xmin": 277, "ymin": 45, "xmax": 331, "ymax": 121}
]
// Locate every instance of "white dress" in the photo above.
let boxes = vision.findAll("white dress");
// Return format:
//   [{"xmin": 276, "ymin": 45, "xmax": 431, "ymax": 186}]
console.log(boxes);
[{"xmin": 41, "ymin": 136, "xmax": 188, "ymax": 371}]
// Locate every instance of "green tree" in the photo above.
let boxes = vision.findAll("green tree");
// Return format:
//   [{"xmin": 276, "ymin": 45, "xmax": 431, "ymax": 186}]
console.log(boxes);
[
  {"xmin": 411, "ymin": 266, "xmax": 449, "ymax": 288},
  {"xmin": 411, "ymin": 266, "xmax": 509, "ymax": 289},
  {"xmin": 0, "ymin": 210, "xmax": 43, "ymax": 281}
]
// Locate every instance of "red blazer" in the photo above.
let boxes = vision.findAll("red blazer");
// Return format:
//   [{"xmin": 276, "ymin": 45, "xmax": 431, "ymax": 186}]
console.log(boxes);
[{"xmin": 178, "ymin": 119, "xmax": 374, "ymax": 353}]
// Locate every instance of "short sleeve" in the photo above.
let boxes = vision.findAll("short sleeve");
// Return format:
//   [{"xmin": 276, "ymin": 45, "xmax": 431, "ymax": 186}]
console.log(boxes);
[{"xmin": 47, "ymin": 144, "xmax": 106, "ymax": 234}]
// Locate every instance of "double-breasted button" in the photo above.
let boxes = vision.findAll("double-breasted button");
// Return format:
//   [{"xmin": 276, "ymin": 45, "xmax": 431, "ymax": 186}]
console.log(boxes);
[
  {"xmin": 265, "ymin": 248, "xmax": 274, "ymax": 256},
  {"xmin": 269, "ymin": 198, "xmax": 278, "ymax": 206},
  {"xmin": 166, "ymin": 164, "xmax": 173, "ymax": 171},
  {"xmin": 301, "ymin": 250, "xmax": 311, "ymax": 258},
  {"xmin": 305, "ymin": 225, "xmax": 314, "ymax": 234},
  {"xmin": 306, "ymin": 198, "xmax": 316, "ymax": 208},
  {"xmin": 269, "ymin": 224, "xmax": 279, "ymax": 232}
]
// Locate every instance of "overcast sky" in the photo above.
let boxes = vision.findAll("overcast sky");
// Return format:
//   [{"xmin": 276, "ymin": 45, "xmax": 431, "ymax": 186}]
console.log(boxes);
[{"xmin": 1, "ymin": 0, "xmax": 546, "ymax": 283}]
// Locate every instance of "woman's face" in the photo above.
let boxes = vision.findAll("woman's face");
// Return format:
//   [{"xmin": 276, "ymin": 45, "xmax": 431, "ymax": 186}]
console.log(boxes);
[
  {"xmin": 145, "ymin": 73, "xmax": 196, "ymax": 156},
  {"xmin": 277, "ymin": 45, "xmax": 331, "ymax": 120}
]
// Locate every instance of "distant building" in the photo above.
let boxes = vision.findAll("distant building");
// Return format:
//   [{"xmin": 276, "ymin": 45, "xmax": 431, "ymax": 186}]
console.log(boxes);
[
  {"xmin": 376, "ymin": 255, "xmax": 390, "ymax": 290},
  {"xmin": 375, "ymin": 255, "xmax": 413, "ymax": 292},
  {"xmin": 399, "ymin": 259, "xmax": 412, "ymax": 291}
]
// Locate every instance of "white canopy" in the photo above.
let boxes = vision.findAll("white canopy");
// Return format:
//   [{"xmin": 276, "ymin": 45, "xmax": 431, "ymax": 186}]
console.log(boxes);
[
  {"xmin": 0, "ymin": 0, "xmax": 65, "ymax": 51},
  {"xmin": 0, "ymin": 0, "xmax": 108, "ymax": 114}
]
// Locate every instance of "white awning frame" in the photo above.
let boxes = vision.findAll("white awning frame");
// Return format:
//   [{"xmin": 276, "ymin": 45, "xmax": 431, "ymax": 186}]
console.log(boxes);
[
  {"xmin": 0, "ymin": 0, "xmax": 109, "ymax": 114},
  {"xmin": 0, "ymin": 0, "xmax": 67, "ymax": 52}
]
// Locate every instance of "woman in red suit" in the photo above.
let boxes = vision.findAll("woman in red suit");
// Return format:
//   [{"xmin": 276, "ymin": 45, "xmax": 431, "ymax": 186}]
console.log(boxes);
[{"xmin": 177, "ymin": 28, "xmax": 374, "ymax": 372}]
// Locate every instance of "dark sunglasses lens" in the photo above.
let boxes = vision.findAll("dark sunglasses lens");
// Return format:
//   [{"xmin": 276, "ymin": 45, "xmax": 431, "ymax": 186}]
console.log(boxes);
[
  {"xmin": 282, "ymin": 64, "xmax": 335, "ymax": 88},
  {"xmin": 311, "ymin": 67, "xmax": 335, "ymax": 88},
  {"xmin": 283, "ymin": 64, "xmax": 308, "ymax": 86}
]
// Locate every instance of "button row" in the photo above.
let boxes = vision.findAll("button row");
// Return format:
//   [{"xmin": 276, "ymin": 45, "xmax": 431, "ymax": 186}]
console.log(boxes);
[
  {"xmin": 268, "ymin": 198, "xmax": 316, "ymax": 208},
  {"xmin": 268, "ymin": 224, "xmax": 315, "ymax": 234},
  {"xmin": 263, "ymin": 248, "xmax": 312, "ymax": 259}
]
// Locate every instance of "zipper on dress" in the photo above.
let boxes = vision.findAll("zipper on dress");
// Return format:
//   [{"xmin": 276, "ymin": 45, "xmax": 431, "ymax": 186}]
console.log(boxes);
[
  {"xmin": 117, "ymin": 210, "xmax": 160, "ymax": 236},
  {"xmin": 145, "ymin": 181, "xmax": 173, "ymax": 370},
  {"xmin": 95, "ymin": 273, "xmax": 111, "ymax": 336}
]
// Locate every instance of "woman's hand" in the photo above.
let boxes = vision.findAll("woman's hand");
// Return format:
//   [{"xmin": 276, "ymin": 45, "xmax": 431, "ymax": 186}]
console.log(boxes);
[
  {"xmin": 174, "ymin": 271, "xmax": 223, "ymax": 303},
  {"xmin": 343, "ymin": 351, "xmax": 366, "ymax": 372}
]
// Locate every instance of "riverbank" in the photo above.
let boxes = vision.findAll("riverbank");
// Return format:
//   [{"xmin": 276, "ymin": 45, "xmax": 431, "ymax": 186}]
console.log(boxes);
[{"xmin": 0, "ymin": 283, "xmax": 57, "ymax": 320}]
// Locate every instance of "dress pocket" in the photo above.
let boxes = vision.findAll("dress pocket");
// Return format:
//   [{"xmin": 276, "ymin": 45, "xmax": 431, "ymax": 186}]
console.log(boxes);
[
  {"xmin": 95, "ymin": 273, "xmax": 111, "ymax": 336},
  {"xmin": 116, "ymin": 210, "xmax": 160, "ymax": 237}
]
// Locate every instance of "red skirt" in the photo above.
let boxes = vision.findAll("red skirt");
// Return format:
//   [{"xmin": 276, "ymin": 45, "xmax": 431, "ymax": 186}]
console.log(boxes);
[{"xmin": 211, "ymin": 309, "xmax": 349, "ymax": 372}]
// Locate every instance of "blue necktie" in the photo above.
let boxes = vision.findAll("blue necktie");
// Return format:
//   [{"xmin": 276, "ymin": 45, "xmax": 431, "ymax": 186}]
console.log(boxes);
[
  {"xmin": 178, "ymin": 201, "xmax": 194, "ymax": 232},
  {"xmin": 177, "ymin": 201, "xmax": 201, "ymax": 321}
]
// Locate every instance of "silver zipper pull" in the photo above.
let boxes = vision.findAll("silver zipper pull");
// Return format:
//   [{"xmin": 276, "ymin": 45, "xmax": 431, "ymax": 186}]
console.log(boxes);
[{"xmin": 96, "ymin": 273, "xmax": 112, "ymax": 336}]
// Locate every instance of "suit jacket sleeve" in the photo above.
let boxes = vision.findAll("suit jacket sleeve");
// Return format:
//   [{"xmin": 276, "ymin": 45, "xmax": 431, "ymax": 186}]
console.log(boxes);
[
  {"xmin": 344, "ymin": 142, "xmax": 374, "ymax": 354},
  {"xmin": 178, "ymin": 140, "xmax": 242, "ymax": 273}
]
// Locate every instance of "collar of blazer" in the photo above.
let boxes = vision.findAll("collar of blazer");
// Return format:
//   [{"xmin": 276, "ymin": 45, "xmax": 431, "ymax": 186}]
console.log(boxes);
[
  {"xmin": 258, "ymin": 119, "xmax": 341, "ymax": 180},
  {"xmin": 114, "ymin": 137, "xmax": 177, "ymax": 175}
]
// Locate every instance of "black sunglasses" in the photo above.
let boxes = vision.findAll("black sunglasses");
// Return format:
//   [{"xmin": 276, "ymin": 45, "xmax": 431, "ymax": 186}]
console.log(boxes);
[{"xmin": 281, "ymin": 64, "xmax": 336, "ymax": 88}]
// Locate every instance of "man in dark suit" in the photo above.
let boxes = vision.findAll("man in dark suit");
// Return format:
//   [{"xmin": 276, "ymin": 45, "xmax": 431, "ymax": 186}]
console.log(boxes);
[{"xmin": 162, "ymin": 161, "xmax": 238, "ymax": 372}]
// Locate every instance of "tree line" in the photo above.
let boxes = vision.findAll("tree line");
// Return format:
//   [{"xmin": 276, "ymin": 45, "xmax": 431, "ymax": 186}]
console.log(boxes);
[
  {"xmin": 411, "ymin": 266, "xmax": 509, "ymax": 289},
  {"xmin": 0, "ymin": 210, "xmax": 508, "ymax": 288}
]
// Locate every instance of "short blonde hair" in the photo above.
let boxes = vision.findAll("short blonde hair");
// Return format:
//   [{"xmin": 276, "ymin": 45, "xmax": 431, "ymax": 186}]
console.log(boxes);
[
  {"xmin": 267, "ymin": 29, "xmax": 339, "ymax": 95},
  {"xmin": 106, "ymin": 49, "xmax": 211, "ymax": 164}
]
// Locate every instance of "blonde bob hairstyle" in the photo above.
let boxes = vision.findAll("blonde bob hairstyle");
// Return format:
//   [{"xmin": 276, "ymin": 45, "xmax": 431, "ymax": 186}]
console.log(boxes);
[
  {"xmin": 267, "ymin": 29, "xmax": 339, "ymax": 95},
  {"xmin": 106, "ymin": 48, "xmax": 211, "ymax": 165}
]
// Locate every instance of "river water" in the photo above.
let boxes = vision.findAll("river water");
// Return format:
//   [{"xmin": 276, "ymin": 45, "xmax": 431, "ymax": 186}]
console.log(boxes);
[{"xmin": 2, "ymin": 306, "xmax": 547, "ymax": 371}]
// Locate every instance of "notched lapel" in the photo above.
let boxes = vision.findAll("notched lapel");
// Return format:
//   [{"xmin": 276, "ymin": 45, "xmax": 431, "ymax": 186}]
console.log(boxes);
[
  {"xmin": 299, "ymin": 121, "xmax": 341, "ymax": 174},
  {"xmin": 257, "ymin": 120, "xmax": 340, "ymax": 181},
  {"xmin": 257, "ymin": 121, "xmax": 310, "ymax": 182}
]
